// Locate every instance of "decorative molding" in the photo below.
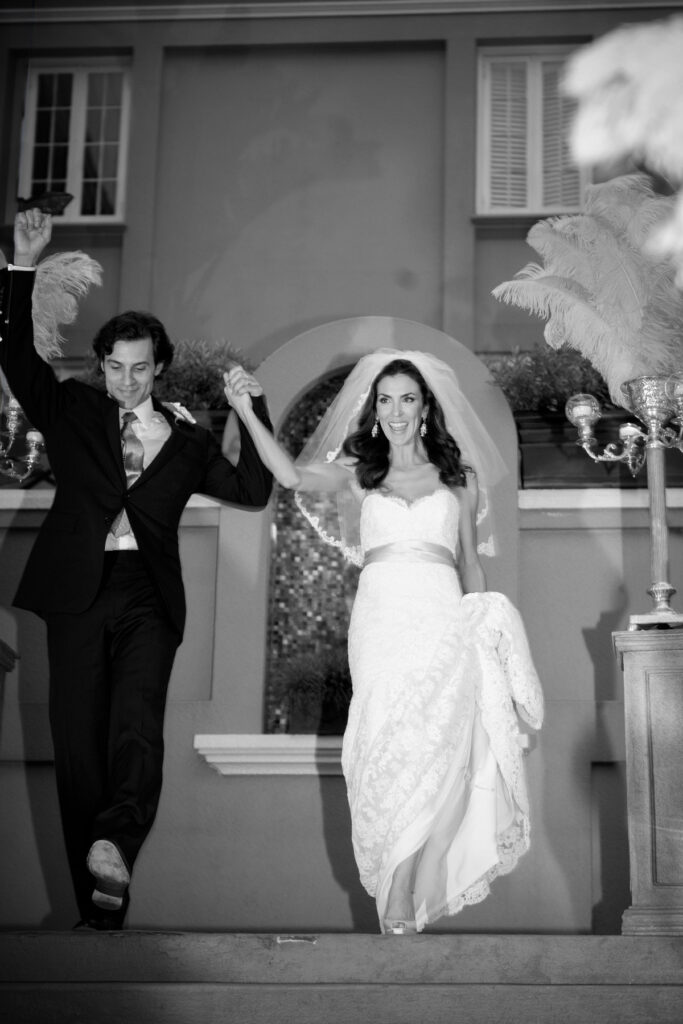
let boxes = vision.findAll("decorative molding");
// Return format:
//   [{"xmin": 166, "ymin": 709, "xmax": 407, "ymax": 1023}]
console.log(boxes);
[
  {"xmin": 1, "ymin": 1, "xmax": 679, "ymax": 26},
  {"xmin": 518, "ymin": 488, "xmax": 683, "ymax": 511},
  {"xmin": 194, "ymin": 731, "xmax": 533, "ymax": 775},
  {"xmin": 194, "ymin": 733, "xmax": 345, "ymax": 774}
]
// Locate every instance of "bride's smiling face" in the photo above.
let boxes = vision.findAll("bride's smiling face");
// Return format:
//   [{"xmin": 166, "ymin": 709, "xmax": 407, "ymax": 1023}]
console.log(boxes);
[{"xmin": 375, "ymin": 372, "xmax": 426, "ymax": 446}]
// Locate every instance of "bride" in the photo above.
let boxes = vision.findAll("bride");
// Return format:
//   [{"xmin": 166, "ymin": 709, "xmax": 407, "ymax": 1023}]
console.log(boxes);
[{"xmin": 224, "ymin": 348, "xmax": 544, "ymax": 935}]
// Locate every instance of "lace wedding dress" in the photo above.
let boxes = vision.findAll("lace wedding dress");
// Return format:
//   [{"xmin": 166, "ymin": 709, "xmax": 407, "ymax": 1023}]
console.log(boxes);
[{"xmin": 341, "ymin": 486, "xmax": 544, "ymax": 933}]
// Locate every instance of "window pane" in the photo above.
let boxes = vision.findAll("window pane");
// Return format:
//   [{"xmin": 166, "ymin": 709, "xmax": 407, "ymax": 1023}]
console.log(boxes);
[
  {"xmin": 86, "ymin": 108, "xmax": 102, "ymax": 141},
  {"xmin": 105, "ymin": 72, "xmax": 123, "ymax": 105},
  {"xmin": 88, "ymin": 73, "xmax": 104, "ymax": 107},
  {"xmin": 103, "ymin": 107, "xmax": 121, "ymax": 142},
  {"xmin": 100, "ymin": 180, "xmax": 116, "ymax": 215},
  {"xmin": 32, "ymin": 146, "xmax": 49, "ymax": 180},
  {"xmin": 37, "ymin": 74, "xmax": 54, "ymax": 108},
  {"xmin": 81, "ymin": 181, "xmax": 97, "ymax": 216},
  {"xmin": 101, "ymin": 143, "xmax": 118, "ymax": 178},
  {"xmin": 52, "ymin": 145, "xmax": 68, "ymax": 179},
  {"xmin": 54, "ymin": 108, "xmax": 71, "ymax": 143},
  {"xmin": 35, "ymin": 110, "xmax": 52, "ymax": 144},
  {"xmin": 83, "ymin": 144, "xmax": 100, "ymax": 178},
  {"xmin": 56, "ymin": 73, "xmax": 73, "ymax": 107}
]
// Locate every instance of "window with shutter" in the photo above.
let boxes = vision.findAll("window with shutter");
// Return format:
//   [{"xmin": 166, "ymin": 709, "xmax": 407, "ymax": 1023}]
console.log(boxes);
[
  {"xmin": 477, "ymin": 46, "xmax": 588, "ymax": 215},
  {"xmin": 18, "ymin": 58, "xmax": 131, "ymax": 223}
]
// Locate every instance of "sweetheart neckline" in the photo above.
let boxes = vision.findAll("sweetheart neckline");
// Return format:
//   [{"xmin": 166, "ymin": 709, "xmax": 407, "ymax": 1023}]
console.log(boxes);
[{"xmin": 365, "ymin": 487, "xmax": 456, "ymax": 510}]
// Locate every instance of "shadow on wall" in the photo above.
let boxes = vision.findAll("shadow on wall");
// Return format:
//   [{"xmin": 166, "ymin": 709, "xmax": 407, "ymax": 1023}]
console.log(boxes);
[
  {"xmin": 583, "ymin": 591, "xmax": 631, "ymax": 935},
  {"xmin": 0, "ymin": 519, "xmax": 76, "ymax": 928},
  {"xmin": 314, "ymin": 759, "xmax": 378, "ymax": 932}
]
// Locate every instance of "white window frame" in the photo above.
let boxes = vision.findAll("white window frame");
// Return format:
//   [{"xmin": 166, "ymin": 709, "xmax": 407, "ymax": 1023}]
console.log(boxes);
[
  {"xmin": 18, "ymin": 57, "xmax": 131, "ymax": 224},
  {"xmin": 477, "ymin": 45, "xmax": 590, "ymax": 216}
]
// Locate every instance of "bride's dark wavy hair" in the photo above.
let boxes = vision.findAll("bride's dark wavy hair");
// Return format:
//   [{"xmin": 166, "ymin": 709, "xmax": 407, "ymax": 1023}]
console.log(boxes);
[{"xmin": 342, "ymin": 358, "xmax": 470, "ymax": 491}]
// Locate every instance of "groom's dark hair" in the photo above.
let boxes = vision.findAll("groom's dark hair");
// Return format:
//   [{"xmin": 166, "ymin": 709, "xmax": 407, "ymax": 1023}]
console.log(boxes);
[{"xmin": 93, "ymin": 311, "xmax": 174, "ymax": 374}]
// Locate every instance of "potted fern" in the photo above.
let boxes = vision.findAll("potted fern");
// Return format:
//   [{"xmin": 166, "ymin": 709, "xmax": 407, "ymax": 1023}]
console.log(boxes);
[
  {"xmin": 151, "ymin": 338, "xmax": 253, "ymax": 442},
  {"xmin": 484, "ymin": 345, "xmax": 637, "ymax": 487},
  {"xmin": 492, "ymin": 173, "xmax": 683, "ymax": 487}
]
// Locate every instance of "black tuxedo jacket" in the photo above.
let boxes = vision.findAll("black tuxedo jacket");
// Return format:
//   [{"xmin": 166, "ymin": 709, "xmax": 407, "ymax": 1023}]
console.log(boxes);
[{"xmin": 0, "ymin": 267, "xmax": 273, "ymax": 638}]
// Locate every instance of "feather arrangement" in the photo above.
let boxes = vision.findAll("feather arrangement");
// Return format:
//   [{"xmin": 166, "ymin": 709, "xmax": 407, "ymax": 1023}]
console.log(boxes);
[
  {"xmin": 32, "ymin": 251, "xmax": 103, "ymax": 360},
  {"xmin": 492, "ymin": 174, "xmax": 683, "ymax": 405},
  {"xmin": 562, "ymin": 15, "xmax": 683, "ymax": 287}
]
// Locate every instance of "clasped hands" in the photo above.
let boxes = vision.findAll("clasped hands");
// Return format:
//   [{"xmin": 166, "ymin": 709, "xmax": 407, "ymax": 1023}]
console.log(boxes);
[{"xmin": 223, "ymin": 364, "xmax": 263, "ymax": 415}]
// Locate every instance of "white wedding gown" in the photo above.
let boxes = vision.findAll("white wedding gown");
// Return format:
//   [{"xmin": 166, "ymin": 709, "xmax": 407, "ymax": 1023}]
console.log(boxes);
[{"xmin": 342, "ymin": 486, "xmax": 544, "ymax": 932}]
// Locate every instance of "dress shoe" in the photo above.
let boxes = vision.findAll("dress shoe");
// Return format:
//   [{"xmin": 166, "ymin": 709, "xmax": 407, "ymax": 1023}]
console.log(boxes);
[
  {"xmin": 383, "ymin": 918, "xmax": 418, "ymax": 935},
  {"xmin": 73, "ymin": 915, "xmax": 124, "ymax": 931},
  {"xmin": 87, "ymin": 839, "xmax": 130, "ymax": 911}
]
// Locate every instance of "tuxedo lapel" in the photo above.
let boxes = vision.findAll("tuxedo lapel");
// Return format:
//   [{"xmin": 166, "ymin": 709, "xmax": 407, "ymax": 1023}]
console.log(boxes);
[{"xmin": 104, "ymin": 399, "xmax": 127, "ymax": 487}]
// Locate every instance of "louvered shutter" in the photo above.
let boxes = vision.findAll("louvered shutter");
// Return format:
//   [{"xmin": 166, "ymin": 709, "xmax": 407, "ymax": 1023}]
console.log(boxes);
[
  {"xmin": 488, "ymin": 60, "xmax": 528, "ymax": 210},
  {"xmin": 541, "ymin": 59, "xmax": 582, "ymax": 209}
]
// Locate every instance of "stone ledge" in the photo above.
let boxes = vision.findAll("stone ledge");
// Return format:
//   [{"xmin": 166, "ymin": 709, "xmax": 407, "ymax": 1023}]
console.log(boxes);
[
  {"xmin": 3, "ymin": 932, "xmax": 683, "ymax": 985},
  {"xmin": 193, "ymin": 732, "xmax": 534, "ymax": 775},
  {"xmin": 3, "ymin": 933, "xmax": 682, "ymax": 1024},
  {"xmin": 194, "ymin": 733, "xmax": 345, "ymax": 775}
]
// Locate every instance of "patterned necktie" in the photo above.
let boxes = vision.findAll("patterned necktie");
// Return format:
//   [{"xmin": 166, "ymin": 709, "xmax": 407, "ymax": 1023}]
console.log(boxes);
[{"xmin": 110, "ymin": 411, "xmax": 144, "ymax": 538}]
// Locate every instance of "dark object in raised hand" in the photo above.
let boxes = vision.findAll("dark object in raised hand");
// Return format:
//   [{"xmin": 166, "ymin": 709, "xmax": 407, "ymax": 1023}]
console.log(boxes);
[{"xmin": 17, "ymin": 192, "xmax": 74, "ymax": 215}]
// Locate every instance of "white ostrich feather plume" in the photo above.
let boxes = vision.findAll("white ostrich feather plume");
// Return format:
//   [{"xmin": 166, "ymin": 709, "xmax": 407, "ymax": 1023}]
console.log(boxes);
[
  {"xmin": 563, "ymin": 15, "xmax": 683, "ymax": 177},
  {"xmin": 649, "ymin": 194, "xmax": 683, "ymax": 290},
  {"xmin": 32, "ymin": 252, "xmax": 103, "ymax": 360},
  {"xmin": 562, "ymin": 15, "xmax": 683, "ymax": 289},
  {"xmin": 492, "ymin": 175, "xmax": 683, "ymax": 405}
]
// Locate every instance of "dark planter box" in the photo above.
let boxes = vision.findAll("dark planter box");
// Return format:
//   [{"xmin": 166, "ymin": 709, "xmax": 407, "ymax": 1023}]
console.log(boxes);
[{"xmin": 516, "ymin": 411, "xmax": 683, "ymax": 489}]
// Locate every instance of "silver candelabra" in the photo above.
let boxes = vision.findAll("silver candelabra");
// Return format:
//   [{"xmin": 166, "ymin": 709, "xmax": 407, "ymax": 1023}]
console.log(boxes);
[
  {"xmin": 0, "ymin": 392, "xmax": 44, "ymax": 484},
  {"xmin": 566, "ymin": 376, "xmax": 683, "ymax": 629}
]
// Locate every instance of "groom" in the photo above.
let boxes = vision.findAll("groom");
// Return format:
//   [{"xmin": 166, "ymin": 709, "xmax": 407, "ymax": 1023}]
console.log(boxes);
[{"xmin": 0, "ymin": 208, "xmax": 272, "ymax": 928}]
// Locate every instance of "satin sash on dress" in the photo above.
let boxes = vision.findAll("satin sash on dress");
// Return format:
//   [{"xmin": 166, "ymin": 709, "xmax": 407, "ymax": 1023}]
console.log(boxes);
[{"xmin": 363, "ymin": 540, "xmax": 456, "ymax": 568}]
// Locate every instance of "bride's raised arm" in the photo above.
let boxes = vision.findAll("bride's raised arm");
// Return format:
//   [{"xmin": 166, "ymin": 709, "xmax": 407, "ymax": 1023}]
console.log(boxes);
[{"xmin": 223, "ymin": 366, "xmax": 353, "ymax": 494}]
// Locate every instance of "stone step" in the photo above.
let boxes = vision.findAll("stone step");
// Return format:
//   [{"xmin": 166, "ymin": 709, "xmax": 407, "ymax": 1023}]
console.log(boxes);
[{"xmin": 2, "ymin": 932, "xmax": 682, "ymax": 1024}]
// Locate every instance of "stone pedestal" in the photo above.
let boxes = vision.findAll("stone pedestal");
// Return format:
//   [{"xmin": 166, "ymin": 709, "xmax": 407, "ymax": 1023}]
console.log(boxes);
[{"xmin": 613, "ymin": 629, "xmax": 683, "ymax": 935}]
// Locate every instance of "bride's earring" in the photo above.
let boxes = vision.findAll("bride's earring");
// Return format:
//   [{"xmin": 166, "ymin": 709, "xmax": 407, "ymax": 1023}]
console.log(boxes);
[
  {"xmin": 371, "ymin": 418, "xmax": 379, "ymax": 438},
  {"xmin": 420, "ymin": 417, "xmax": 427, "ymax": 438}
]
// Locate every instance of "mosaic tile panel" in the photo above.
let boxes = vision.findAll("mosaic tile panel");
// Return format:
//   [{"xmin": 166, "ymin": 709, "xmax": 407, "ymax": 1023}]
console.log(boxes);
[{"xmin": 265, "ymin": 370, "xmax": 359, "ymax": 734}]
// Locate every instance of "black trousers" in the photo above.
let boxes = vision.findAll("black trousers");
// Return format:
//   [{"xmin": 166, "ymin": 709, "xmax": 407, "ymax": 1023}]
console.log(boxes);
[{"xmin": 45, "ymin": 552, "xmax": 179, "ymax": 923}]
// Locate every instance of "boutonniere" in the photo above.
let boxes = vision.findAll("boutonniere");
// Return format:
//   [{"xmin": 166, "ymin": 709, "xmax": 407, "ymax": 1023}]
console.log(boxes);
[{"xmin": 162, "ymin": 401, "xmax": 197, "ymax": 425}]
